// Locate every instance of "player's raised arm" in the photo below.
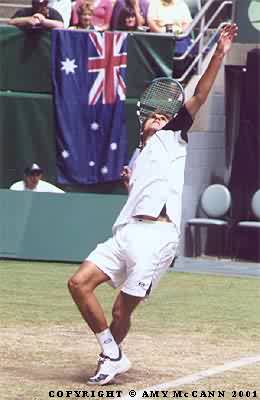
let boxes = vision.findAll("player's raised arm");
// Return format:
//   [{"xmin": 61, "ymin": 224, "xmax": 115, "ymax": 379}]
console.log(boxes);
[{"xmin": 185, "ymin": 23, "xmax": 238, "ymax": 118}]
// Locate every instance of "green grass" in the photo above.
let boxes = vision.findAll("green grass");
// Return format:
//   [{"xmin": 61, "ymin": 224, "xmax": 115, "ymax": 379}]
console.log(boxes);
[
  {"xmin": 0, "ymin": 259, "xmax": 260, "ymax": 340},
  {"xmin": 1, "ymin": 260, "xmax": 260, "ymax": 399}
]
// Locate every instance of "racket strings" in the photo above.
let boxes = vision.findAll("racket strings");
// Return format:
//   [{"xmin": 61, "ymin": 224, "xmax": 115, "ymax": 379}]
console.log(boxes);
[
  {"xmin": 144, "ymin": 82, "xmax": 182, "ymax": 101},
  {"xmin": 138, "ymin": 79, "xmax": 184, "ymax": 123}
]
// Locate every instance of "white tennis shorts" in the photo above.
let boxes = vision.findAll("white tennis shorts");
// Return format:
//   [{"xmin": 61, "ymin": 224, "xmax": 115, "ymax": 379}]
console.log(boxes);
[{"xmin": 86, "ymin": 219, "xmax": 179, "ymax": 297}]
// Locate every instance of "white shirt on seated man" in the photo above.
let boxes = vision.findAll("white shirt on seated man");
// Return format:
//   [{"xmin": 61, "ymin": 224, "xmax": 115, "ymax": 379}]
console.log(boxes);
[{"xmin": 10, "ymin": 163, "xmax": 65, "ymax": 193}]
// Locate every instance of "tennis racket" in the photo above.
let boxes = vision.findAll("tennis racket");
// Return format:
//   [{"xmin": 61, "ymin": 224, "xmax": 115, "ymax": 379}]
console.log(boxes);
[
  {"xmin": 124, "ymin": 77, "xmax": 185, "ymax": 177},
  {"xmin": 136, "ymin": 77, "xmax": 185, "ymax": 129}
]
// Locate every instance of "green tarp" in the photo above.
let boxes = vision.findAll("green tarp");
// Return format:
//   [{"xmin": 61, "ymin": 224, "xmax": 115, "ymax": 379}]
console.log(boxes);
[
  {"xmin": 0, "ymin": 91, "xmax": 56, "ymax": 188},
  {"xmin": 126, "ymin": 32, "xmax": 174, "ymax": 98},
  {"xmin": 0, "ymin": 27, "xmax": 52, "ymax": 93},
  {"xmin": 0, "ymin": 189, "xmax": 126, "ymax": 262}
]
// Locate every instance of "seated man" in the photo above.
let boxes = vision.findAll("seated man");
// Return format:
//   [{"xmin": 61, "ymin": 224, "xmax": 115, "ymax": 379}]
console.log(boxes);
[
  {"xmin": 10, "ymin": 163, "xmax": 65, "ymax": 193},
  {"xmin": 8, "ymin": 0, "xmax": 64, "ymax": 30}
]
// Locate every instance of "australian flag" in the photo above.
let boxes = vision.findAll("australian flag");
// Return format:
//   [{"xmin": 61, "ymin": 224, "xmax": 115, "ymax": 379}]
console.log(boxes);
[{"xmin": 51, "ymin": 30, "xmax": 128, "ymax": 184}]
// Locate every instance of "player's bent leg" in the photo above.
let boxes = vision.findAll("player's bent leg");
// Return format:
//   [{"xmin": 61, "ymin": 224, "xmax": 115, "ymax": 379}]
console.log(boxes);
[
  {"xmin": 110, "ymin": 291, "xmax": 143, "ymax": 344},
  {"xmin": 87, "ymin": 292, "xmax": 140, "ymax": 385},
  {"xmin": 68, "ymin": 260, "xmax": 110, "ymax": 333}
]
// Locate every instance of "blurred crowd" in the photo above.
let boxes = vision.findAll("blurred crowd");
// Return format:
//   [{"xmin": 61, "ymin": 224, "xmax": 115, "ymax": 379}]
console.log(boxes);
[{"xmin": 9, "ymin": 0, "xmax": 193, "ymax": 35}]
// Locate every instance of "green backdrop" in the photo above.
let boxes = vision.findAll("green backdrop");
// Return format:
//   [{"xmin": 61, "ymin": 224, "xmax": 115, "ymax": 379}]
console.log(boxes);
[
  {"xmin": 0, "ymin": 91, "xmax": 56, "ymax": 187},
  {"xmin": 0, "ymin": 189, "xmax": 126, "ymax": 262},
  {"xmin": 0, "ymin": 27, "xmax": 52, "ymax": 93}
]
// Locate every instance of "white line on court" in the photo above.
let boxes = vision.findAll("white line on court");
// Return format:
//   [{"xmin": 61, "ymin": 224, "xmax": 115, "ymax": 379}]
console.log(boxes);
[{"xmin": 121, "ymin": 354, "xmax": 260, "ymax": 400}]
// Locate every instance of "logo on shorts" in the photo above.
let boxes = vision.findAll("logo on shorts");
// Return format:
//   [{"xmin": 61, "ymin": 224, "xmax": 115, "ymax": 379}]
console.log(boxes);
[
  {"xmin": 104, "ymin": 339, "xmax": 112, "ymax": 344},
  {"xmin": 138, "ymin": 282, "xmax": 146, "ymax": 288}
]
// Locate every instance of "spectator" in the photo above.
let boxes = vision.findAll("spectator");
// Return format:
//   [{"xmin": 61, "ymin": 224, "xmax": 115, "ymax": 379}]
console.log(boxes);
[
  {"xmin": 48, "ymin": 0, "xmax": 72, "ymax": 28},
  {"xmin": 110, "ymin": 0, "xmax": 149, "ymax": 30},
  {"xmin": 116, "ymin": 6, "xmax": 139, "ymax": 30},
  {"xmin": 147, "ymin": 0, "xmax": 192, "ymax": 34},
  {"xmin": 71, "ymin": 0, "xmax": 113, "ymax": 31},
  {"xmin": 10, "ymin": 163, "xmax": 65, "ymax": 193},
  {"xmin": 69, "ymin": 3, "xmax": 95, "ymax": 29},
  {"xmin": 8, "ymin": 0, "xmax": 64, "ymax": 30}
]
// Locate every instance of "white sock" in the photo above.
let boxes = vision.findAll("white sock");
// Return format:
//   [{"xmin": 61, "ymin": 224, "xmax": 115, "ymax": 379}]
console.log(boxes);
[{"xmin": 95, "ymin": 328, "xmax": 120, "ymax": 359}]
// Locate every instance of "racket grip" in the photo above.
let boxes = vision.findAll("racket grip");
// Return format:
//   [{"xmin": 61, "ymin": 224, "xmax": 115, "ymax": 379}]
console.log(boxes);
[{"xmin": 128, "ymin": 148, "xmax": 141, "ymax": 170}]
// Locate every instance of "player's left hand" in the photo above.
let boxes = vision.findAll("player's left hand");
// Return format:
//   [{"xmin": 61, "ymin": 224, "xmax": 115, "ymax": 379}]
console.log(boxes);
[{"xmin": 216, "ymin": 23, "xmax": 238, "ymax": 55}]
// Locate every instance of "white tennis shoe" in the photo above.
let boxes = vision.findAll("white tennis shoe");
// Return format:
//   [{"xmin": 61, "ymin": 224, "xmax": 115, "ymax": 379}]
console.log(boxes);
[{"xmin": 88, "ymin": 349, "xmax": 131, "ymax": 385}]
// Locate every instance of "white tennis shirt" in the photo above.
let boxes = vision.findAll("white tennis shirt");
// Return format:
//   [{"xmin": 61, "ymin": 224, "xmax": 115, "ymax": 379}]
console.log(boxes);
[{"xmin": 113, "ymin": 106, "xmax": 193, "ymax": 234}]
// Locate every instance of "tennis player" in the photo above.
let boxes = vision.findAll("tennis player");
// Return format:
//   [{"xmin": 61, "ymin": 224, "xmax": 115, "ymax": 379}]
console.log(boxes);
[{"xmin": 68, "ymin": 23, "xmax": 237, "ymax": 385}]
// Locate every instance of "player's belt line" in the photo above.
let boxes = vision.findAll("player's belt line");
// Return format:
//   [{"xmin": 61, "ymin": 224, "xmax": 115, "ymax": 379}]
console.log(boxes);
[{"xmin": 121, "ymin": 354, "xmax": 260, "ymax": 400}]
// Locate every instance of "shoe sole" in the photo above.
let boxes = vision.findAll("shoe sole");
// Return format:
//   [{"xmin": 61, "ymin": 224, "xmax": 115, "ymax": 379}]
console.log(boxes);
[{"xmin": 88, "ymin": 360, "xmax": 131, "ymax": 386}]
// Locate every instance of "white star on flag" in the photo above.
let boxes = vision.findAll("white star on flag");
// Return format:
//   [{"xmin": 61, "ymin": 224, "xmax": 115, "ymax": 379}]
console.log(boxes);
[
  {"xmin": 61, "ymin": 58, "xmax": 78, "ymax": 75},
  {"xmin": 101, "ymin": 166, "xmax": 108, "ymax": 175},
  {"xmin": 91, "ymin": 122, "xmax": 99, "ymax": 131},
  {"xmin": 61, "ymin": 150, "xmax": 70, "ymax": 159},
  {"xmin": 110, "ymin": 143, "xmax": 118, "ymax": 151}
]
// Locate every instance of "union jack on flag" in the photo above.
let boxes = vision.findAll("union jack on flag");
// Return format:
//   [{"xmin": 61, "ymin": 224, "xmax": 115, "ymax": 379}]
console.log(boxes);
[{"xmin": 88, "ymin": 32, "xmax": 128, "ymax": 105}]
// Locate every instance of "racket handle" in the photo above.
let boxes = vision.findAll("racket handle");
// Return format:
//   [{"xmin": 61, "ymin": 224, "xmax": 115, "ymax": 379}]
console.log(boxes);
[{"xmin": 128, "ymin": 148, "xmax": 141, "ymax": 170}]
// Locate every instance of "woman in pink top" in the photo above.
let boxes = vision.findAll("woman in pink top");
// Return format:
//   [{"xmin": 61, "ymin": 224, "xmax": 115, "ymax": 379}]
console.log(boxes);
[{"xmin": 71, "ymin": 0, "xmax": 113, "ymax": 30}]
